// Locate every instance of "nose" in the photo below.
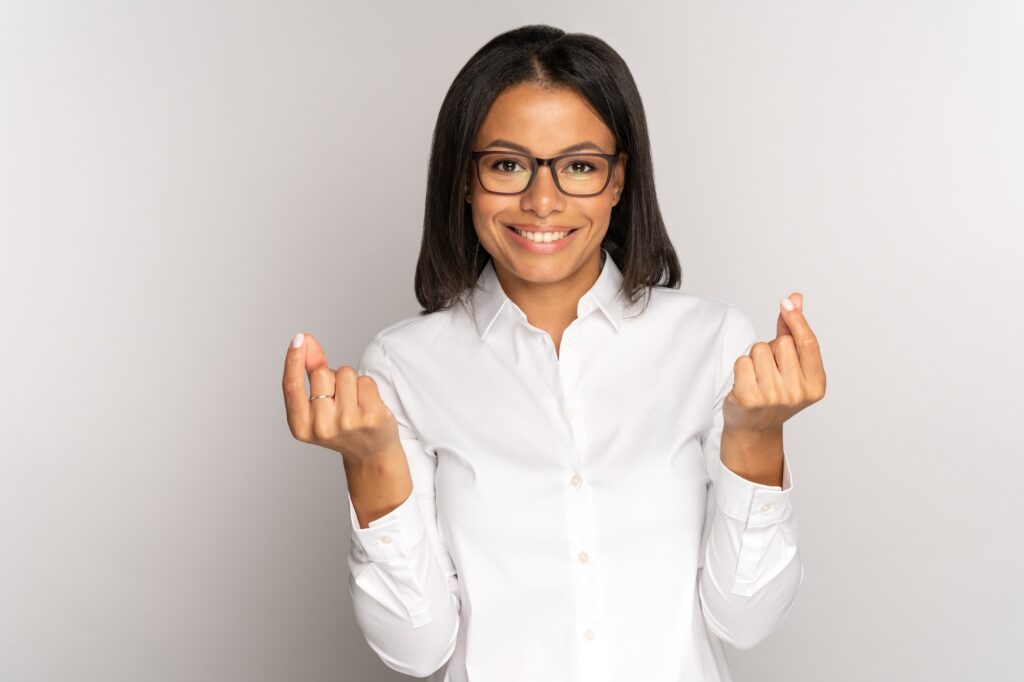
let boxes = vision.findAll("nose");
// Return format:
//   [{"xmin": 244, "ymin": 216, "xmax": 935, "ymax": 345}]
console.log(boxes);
[{"xmin": 522, "ymin": 162, "xmax": 564, "ymax": 213}]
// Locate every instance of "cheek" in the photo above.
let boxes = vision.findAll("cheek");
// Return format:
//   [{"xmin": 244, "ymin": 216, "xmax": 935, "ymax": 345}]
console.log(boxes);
[
  {"xmin": 472, "ymin": 195, "xmax": 514, "ymax": 224},
  {"xmin": 582, "ymin": 198, "xmax": 615, "ymax": 224}
]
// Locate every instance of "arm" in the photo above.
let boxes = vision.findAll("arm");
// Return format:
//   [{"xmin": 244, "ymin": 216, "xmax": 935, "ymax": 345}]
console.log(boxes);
[
  {"xmin": 696, "ymin": 305, "xmax": 804, "ymax": 650},
  {"xmin": 345, "ymin": 334, "xmax": 460, "ymax": 677}
]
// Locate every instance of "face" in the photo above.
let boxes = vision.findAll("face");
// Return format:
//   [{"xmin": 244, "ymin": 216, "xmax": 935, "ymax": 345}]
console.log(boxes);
[{"xmin": 465, "ymin": 82, "xmax": 628, "ymax": 288}]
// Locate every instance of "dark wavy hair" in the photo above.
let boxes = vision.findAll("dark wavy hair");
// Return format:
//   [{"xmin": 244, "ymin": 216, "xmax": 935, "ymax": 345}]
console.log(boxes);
[{"xmin": 414, "ymin": 24, "xmax": 681, "ymax": 317}]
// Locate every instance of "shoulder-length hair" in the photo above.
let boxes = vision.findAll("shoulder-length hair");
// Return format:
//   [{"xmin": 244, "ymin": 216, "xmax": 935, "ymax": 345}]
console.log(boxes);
[{"xmin": 414, "ymin": 23, "xmax": 681, "ymax": 316}]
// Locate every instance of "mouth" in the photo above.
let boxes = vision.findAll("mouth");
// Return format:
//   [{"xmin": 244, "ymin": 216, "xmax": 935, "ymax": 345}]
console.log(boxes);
[
  {"xmin": 504, "ymin": 224, "xmax": 582, "ymax": 251},
  {"xmin": 505, "ymin": 224, "xmax": 581, "ymax": 241}
]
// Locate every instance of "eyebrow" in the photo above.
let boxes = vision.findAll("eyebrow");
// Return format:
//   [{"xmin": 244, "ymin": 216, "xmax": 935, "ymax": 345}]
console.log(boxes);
[{"xmin": 482, "ymin": 139, "xmax": 608, "ymax": 155}]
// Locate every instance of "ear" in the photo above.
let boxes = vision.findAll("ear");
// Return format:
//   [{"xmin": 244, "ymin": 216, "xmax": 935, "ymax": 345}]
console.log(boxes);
[{"xmin": 612, "ymin": 151, "xmax": 628, "ymax": 204}]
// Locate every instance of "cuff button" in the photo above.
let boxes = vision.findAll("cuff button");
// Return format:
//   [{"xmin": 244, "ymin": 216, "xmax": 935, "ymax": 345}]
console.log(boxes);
[
  {"xmin": 381, "ymin": 535, "xmax": 393, "ymax": 544},
  {"xmin": 760, "ymin": 504, "xmax": 771, "ymax": 513}
]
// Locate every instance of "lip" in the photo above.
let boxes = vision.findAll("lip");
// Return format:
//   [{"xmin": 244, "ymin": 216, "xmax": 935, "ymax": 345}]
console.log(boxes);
[{"xmin": 505, "ymin": 224, "xmax": 581, "ymax": 253}]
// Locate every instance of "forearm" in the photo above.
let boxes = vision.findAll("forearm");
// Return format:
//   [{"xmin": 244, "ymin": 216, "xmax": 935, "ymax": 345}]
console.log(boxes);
[
  {"xmin": 720, "ymin": 426, "xmax": 785, "ymax": 487},
  {"xmin": 698, "ymin": 453, "xmax": 802, "ymax": 649},
  {"xmin": 346, "ymin": 479, "xmax": 461, "ymax": 677},
  {"xmin": 344, "ymin": 445, "xmax": 414, "ymax": 529}
]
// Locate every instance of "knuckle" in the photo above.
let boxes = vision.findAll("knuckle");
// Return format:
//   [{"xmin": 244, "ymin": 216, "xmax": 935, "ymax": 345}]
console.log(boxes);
[
  {"xmin": 311, "ymin": 366, "xmax": 333, "ymax": 382},
  {"xmin": 312, "ymin": 416, "xmax": 335, "ymax": 441},
  {"xmin": 337, "ymin": 412, "xmax": 360, "ymax": 433},
  {"xmin": 361, "ymin": 411, "xmax": 384, "ymax": 430},
  {"xmin": 800, "ymin": 335, "xmax": 820, "ymax": 351}
]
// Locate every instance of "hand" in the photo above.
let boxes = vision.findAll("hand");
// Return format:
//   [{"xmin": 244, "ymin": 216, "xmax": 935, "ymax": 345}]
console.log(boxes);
[
  {"xmin": 722, "ymin": 292, "xmax": 827, "ymax": 436},
  {"xmin": 282, "ymin": 331, "xmax": 402, "ymax": 464}
]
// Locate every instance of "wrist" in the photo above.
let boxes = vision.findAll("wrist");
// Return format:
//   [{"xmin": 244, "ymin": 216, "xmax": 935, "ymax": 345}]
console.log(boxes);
[
  {"xmin": 344, "ymin": 445, "xmax": 413, "ymax": 529},
  {"xmin": 720, "ymin": 426, "xmax": 784, "ymax": 486},
  {"xmin": 722, "ymin": 425, "xmax": 783, "ymax": 448}
]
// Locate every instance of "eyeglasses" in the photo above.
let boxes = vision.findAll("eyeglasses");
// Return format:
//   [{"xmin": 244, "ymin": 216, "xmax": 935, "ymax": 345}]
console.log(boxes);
[{"xmin": 469, "ymin": 150, "xmax": 621, "ymax": 197}]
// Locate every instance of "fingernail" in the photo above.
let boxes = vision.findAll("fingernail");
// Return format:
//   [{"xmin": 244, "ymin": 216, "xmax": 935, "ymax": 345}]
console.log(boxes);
[
  {"xmin": 780, "ymin": 296, "xmax": 795, "ymax": 312},
  {"xmin": 292, "ymin": 332, "xmax": 304, "ymax": 348}
]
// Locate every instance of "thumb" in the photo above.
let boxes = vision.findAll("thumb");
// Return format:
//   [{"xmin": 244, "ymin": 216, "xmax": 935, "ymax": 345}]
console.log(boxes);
[
  {"xmin": 301, "ymin": 332, "xmax": 329, "ymax": 373},
  {"xmin": 775, "ymin": 292, "xmax": 803, "ymax": 339}
]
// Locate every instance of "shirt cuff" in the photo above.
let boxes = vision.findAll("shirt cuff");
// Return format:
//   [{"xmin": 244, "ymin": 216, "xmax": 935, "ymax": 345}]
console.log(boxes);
[
  {"xmin": 714, "ymin": 453, "xmax": 794, "ymax": 528},
  {"xmin": 348, "ymin": 489, "xmax": 425, "ymax": 562}
]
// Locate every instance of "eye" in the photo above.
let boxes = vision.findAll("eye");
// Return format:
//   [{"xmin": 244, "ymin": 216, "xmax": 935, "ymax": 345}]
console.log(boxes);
[
  {"xmin": 563, "ymin": 160, "xmax": 596, "ymax": 175},
  {"xmin": 489, "ymin": 158, "xmax": 529, "ymax": 173}
]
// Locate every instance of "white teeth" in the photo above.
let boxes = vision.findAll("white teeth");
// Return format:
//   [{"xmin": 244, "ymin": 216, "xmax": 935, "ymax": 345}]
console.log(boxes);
[{"xmin": 513, "ymin": 228, "xmax": 572, "ymax": 242}]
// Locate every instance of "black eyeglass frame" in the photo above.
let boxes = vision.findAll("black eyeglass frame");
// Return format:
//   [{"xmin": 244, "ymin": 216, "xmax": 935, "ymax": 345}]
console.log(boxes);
[{"xmin": 468, "ymin": 150, "xmax": 622, "ymax": 197}]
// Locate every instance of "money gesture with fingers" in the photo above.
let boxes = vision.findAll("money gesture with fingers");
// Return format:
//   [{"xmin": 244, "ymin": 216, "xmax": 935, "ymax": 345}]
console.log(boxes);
[
  {"xmin": 723, "ymin": 292, "xmax": 827, "ymax": 437},
  {"xmin": 281, "ymin": 331, "xmax": 403, "ymax": 465}
]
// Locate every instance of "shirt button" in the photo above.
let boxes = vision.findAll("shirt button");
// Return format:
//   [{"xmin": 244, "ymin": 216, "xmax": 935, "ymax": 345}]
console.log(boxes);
[
  {"xmin": 566, "ymin": 406, "xmax": 578, "ymax": 419},
  {"xmin": 570, "ymin": 473, "xmax": 582, "ymax": 487},
  {"xmin": 578, "ymin": 551, "xmax": 589, "ymax": 564},
  {"xmin": 584, "ymin": 628, "xmax": 595, "ymax": 640},
  {"xmin": 760, "ymin": 504, "xmax": 771, "ymax": 513},
  {"xmin": 380, "ymin": 535, "xmax": 393, "ymax": 544}
]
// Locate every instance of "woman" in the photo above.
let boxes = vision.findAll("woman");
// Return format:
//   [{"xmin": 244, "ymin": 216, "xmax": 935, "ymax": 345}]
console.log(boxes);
[{"xmin": 282, "ymin": 24, "xmax": 826, "ymax": 681}]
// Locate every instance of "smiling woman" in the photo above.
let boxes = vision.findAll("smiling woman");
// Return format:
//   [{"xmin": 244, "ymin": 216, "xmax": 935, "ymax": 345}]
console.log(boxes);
[
  {"xmin": 414, "ymin": 25, "xmax": 681, "ymax": 331},
  {"xmin": 326, "ymin": 23, "xmax": 809, "ymax": 682}
]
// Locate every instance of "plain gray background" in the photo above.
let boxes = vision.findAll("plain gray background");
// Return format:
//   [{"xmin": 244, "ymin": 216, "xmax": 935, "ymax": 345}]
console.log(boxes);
[{"xmin": 2, "ymin": 1, "xmax": 1021, "ymax": 680}]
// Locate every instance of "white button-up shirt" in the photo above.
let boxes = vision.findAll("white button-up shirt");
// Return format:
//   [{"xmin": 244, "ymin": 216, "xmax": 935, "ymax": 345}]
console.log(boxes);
[{"xmin": 346, "ymin": 248, "xmax": 802, "ymax": 681}]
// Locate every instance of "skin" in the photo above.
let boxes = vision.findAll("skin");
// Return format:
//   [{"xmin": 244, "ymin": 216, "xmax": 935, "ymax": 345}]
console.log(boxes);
[
  {"xmin": 465, "ymin": 82, "xmax": 629, "ymax": 357},
  {"xmin": 720, "ymin": 292, "xmax": 827, "ymax": 486}
]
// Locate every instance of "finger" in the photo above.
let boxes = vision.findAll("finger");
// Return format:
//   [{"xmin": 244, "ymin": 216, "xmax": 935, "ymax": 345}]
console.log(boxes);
[
  {"xmin": 335, "ymin": 364, "xmax": 360, "ymax": 428},
  {"xmin": 729, "ymin": 354, "xmax": 759, "ymax": 405},
  {"xmin": 774, "ymin": 292, "xmax": 802, "ymax": 339},
  {"xmin": 771, "ymin": 334, "xmax": 806, "ymax": 394},
  {"xmin": 301, "ymin": 332, "xmax": 329, "ymax": 374},
  {"xmin": 283, "ymin": 332, "xmax": 313, "ymax": 441},
  {"xmin": 778, "ymin": 292, "xmax": 826, "ymax": 387},
  {"xmin": 304, "ymin": 331, "xmax": 333, "ymax": 400},
  {"xmin": 310, "ymin": 365, "xmax": 337, "ymax": 432},
  {"xmin": 335, "ymin": 366, "xmax": 359, "ymax": 416},
  {"xmin": 750, "ymin": 341, "xmax": 783, "ymax": 402},
  {"xmin": 355, "ymin": 371, "xmax": 383, "ymax": 410}
]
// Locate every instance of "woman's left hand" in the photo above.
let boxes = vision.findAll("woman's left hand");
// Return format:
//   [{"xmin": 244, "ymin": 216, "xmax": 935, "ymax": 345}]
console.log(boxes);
[{"xmin": 722, "ymin": 292, "xmax": 827, "ymax": 436}]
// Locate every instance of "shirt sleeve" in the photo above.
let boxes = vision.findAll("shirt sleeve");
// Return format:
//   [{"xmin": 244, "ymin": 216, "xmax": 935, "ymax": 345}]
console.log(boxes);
[
  {"xmin": 345, "ymin": 333, "xmax": 461, "ymax": 678},
  {"xmin": 696, "ymin": 304, "xmax": 804, "ymax": 650}
]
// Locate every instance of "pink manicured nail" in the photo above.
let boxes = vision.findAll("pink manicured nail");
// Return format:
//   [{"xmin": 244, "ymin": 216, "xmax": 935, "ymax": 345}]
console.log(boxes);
[
  {"xmin": 292, "ymin": 332, "xmax": 304, "ymax": 348},
  {"xmin": 780, "ymin": 297, "xmax": 795, "ymax": 312}
]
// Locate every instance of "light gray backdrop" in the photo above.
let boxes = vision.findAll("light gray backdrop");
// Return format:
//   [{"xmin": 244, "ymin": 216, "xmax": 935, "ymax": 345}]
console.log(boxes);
[{"xmin": 2, "ymin": 1, "xmax": 1021, "ymax": 680}]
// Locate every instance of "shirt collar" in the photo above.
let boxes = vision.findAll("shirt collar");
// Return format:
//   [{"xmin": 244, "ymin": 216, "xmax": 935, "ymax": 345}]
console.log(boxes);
[{"xmin": 468, "ymin": 247, "xmax": 627, "ymax": 340}]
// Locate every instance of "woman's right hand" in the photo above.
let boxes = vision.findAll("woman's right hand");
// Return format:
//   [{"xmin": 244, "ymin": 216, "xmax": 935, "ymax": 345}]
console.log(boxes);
[{"xmin": 282, "ymin": 331, "xmax": 402, "ymax": 465}]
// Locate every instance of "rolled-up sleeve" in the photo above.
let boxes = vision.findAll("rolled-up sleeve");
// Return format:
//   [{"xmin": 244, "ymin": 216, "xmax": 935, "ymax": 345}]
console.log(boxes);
[
  {"xmin": 345, "ymin": 334, "xmax": 461, "ymax": 678},
  {"xmin": 697, "ymin": 305, "xmax": 804, "ymax": 650}
]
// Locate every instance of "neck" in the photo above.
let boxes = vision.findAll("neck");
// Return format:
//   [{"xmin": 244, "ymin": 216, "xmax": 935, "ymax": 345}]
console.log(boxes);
[{"xmin": 493, "ymin": 249, "xmax": 605, "ymax": 333}]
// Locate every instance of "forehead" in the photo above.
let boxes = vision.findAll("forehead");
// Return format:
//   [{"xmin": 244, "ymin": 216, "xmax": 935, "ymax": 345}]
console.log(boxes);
[{"xmin": 474, "ymin": 83, "xmax": 615, "ymax": 155}]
